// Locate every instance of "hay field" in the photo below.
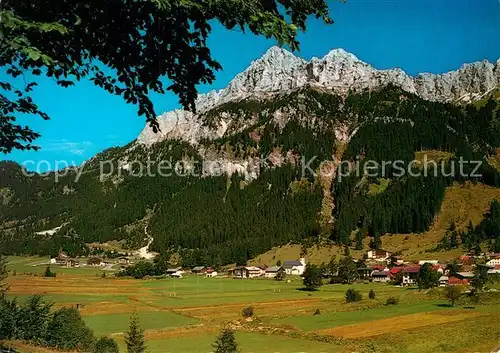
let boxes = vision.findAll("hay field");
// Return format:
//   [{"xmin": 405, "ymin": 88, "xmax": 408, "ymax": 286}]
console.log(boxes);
[{"xmin": 4, "ymin": 259, "xmax": 500, "ymax": 353}]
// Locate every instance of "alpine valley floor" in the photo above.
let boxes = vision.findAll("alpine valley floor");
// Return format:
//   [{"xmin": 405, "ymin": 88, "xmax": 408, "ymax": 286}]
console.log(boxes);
[{"xmin": 4, "ymin": 259, "xmax": 500, "ymax": 353}]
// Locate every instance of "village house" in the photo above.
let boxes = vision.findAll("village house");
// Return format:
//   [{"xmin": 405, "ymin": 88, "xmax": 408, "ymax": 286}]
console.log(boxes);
[
  {"xmin": 439, "ymin": 275, "xmax": 449, "ymax": 287},
  {"xmin": 369, "ymin": 264, "xmax": 390, "ymax": 272},
  {"xmin": 448, "ymin": 276, "xmax": 469, "ymax": 286},
  {"xmin": 389, "ymin": 266, "xmax": 403, "ymax": 279},
  {"xmin": 459, "ymin": 255, "xmax": 474, "ymax": 266},
  {"xmin": 402, "ymin": 266, "xmax": 420, "ymax": 286},
  {"xmin": 231, "ymin": 266, "xmax": 263, "ymax": 278},
  {"xmin": 418, "ymin": 260, "xmax": 439, "ymax": 265},
  {"xmin": 455, "ymin": 272, "xmax": 474, "ymax": 280},
  {"xmin": 191, "ymin": 266, "xmax": 206, "ymax": 274},
  {"xmin": 65, "ymin": 258, "xmax": 79, "ymax": 268},
  {"xmin": 87, "ymin": 257, "xmax": 105, "ymax": 267},
  {"xmin": 283, "ymin": 258, "xmax": 306, "ymax": 275},
  {"xmin": 117, "ymin": 256, "xmax": 131, "ymax": 265},
  {"xmin": 432, "ymin": 264, "xmax": 445, "ymax": 274},
  {"xmin": 166, "ymin": 267, "xmax": 184, "ymax": 278},
  {"xmin": 205, "ymin": 268, "xmax": 218, "ymax": 278},
  {"xmin": 487, "ymin": 266, "xmax": 500, "ymax": 275},
  {"xmin": 486, "ymin": 258, "xmax": 500, "ymax": 267},
  {"xmin": 366, "ymin": 249, "xmax": 391, "ymax": 261},
  {"xmin": 54, "ymin": 252, "xmax": 69, "ymax": 266},
  {"xmin": 357, "ymin": 266, "xmax": 372, "ymax": 280},
  {"xmin": 245, "ymin": 266, "xmax": 264, "ymax": 278},
  {"xmin": 371, "ymin": 270, "xmax": 390, "ymax": 283},
  {"xmin": 390, "ymin": 255, "xmax": 404, "ymax": 266},
  {"xmin": 264, "ymin": 266, "xmax": 285, "ymax": 278}
]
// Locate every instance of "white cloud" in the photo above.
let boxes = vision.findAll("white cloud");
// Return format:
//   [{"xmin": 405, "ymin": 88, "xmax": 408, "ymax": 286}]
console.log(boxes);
[{"xmin": 42, "ymin": 139, "xmax": 93, "ymax": 155}]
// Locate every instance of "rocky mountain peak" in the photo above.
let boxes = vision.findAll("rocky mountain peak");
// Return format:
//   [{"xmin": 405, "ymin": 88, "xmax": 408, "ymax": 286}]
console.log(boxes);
[
  {"xmin": 224, "ymin": 46, "xmax": 308, "ymax": 95},
  {"xmin": 323, "ymin": 48, "xmax": 360, "ymax": 62},
  {"xmin": 138, "ymin": 47, "xmax": 500, "ymax": 146},
  {"xmin": 257, "ymin": 45, "xmax": 300, "ymax": 63}
]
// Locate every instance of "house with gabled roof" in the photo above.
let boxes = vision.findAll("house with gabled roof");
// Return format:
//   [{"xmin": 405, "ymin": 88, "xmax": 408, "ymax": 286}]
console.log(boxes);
[
  {"xmin": 366, "ymin": 249, "xmax": 391, "ymax": 261},
  {"xmin": 439, "ymin": 275, "xmax": 449, "ymax": 287},
  {"xmin": 264, "ymin": 266, "xmax": 285, "ymax": 278},
  {"xmin": 232, "ymin": 266, "xmax": 263, "ymax": 278},
  {"xmin": 205, "ymin": 268, "xmax": 218, "ymax": 277},
  {"xmin": 283, "ymin": 258, "xmax": 306, "ymax": 275},
  {"xmin": 371, "ymin": 270, "xmax": 390, "ymax": 282},
  {"xmin": 166, "ymin": 267, "xmax": 184, "ymax": 277},
  {"xmin": 448, "ymin": 276, "xmax": 469, "ymax": 286},
  {"xmin": 402, "ymin": 266, "xmax": 420, "ymax": 286},
  {"xmin": 192, "ymin": 266, "xmax": 206, "ymax": 274}
]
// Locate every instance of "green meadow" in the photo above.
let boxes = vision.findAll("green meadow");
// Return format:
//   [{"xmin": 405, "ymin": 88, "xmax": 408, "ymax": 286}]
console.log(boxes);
[{"xmin": 4, "ymin": 256, "xmax": 500, "ymax": 353}]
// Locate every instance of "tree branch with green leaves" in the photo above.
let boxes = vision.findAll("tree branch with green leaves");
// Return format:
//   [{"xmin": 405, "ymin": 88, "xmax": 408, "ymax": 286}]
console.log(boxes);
[{"xmin": 1, "ymin": 0, "xmax": 332, "ymax": 153}]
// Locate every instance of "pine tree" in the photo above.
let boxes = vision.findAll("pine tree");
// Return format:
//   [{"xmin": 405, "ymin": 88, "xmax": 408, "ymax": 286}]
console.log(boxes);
[
  {"xmin": 125, "ymin": 313, "xmax": 146, "ymax": 353},
  {"xmin": 212, "ymin": 328, "xmax": 238, "ymax": 353}
]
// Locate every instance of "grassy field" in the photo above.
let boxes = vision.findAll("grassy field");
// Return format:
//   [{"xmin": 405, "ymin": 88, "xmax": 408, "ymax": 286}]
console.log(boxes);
[
  {"xmin": 4, "ymin": 257, "xmax": 500, "ymax": 353},
  {"xmin": 275, "ymin": 300, "xmax": 452, "ymax": 330}
]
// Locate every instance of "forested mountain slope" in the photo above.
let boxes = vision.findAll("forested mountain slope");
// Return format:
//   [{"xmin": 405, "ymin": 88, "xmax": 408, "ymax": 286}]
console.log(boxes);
[{"xmin": 1, "ymin": 48, "xmax": 500, "ymax": 265}]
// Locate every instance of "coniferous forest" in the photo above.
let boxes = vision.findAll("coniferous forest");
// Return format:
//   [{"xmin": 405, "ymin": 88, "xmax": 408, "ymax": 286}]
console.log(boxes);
[{"xmin": 1, "ymin": 86, "xmax": 500, "ymax": 264}]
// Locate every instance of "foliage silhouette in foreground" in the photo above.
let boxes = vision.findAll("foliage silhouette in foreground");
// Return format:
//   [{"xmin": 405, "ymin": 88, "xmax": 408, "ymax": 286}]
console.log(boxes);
[{"xmin": 0, "ymin": 0, "xmax": 332, "ymax": 153}]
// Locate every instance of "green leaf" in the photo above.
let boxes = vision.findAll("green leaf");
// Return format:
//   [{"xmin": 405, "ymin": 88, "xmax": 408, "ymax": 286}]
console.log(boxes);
[{"xmin": 26, "ymin": 48, "xmax": 41, "ymax": 61}]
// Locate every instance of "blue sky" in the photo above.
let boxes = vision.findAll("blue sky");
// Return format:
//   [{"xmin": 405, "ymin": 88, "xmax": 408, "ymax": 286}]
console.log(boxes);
[{"xmin": 4, "ymin": 0, "xmax": 500, "ymax": 170}]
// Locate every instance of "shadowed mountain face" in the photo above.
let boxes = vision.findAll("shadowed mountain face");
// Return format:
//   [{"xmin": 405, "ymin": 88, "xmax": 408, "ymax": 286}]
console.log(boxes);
[{"xmin": 1, "ymin": 48, "xmax": 500, "ymax": 265}]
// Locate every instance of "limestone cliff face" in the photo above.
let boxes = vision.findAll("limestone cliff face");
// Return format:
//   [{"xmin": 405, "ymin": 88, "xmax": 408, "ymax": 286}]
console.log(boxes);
[{"xmin": 137, "ymin": 46, "xmax": 500, "ymax": 147}]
